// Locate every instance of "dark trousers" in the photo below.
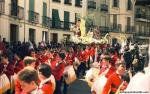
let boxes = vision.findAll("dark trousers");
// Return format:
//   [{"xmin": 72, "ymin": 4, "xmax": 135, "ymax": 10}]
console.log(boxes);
[
  {"xmin": 63, "ymin": 80, "xmax": 69, "ymax": 94},
  {"xmin": 76, "ymin": 61, "xmax": 86, "ymax": 78},
  {"xmin": 87, "ymin": 59, "xmax": 90, "ymax": 70},
  {"xmin": 54, "ymin": 78, "xmax": 63, "ymax": 94}
]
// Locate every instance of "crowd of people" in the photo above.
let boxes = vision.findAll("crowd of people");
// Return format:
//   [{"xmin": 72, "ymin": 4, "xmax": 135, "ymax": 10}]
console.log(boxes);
[{"xmin": 0, "ymin": 34, "xmax": 149, "ymax": 94}]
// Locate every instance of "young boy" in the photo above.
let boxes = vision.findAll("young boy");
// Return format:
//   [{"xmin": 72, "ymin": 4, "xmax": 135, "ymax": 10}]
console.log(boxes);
[
  {"xmin": 17, "ymin": 66, "xmax": 43, "ymax": 94},
  {"xmin": 15, "ymin": 56, "xmax": 37, "ymax": 94}
]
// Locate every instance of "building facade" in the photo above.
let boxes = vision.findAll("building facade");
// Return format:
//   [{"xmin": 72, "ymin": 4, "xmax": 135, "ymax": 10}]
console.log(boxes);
[
  {"xmin": 87, "ymin": 0, "xmax": 135, "ymax": 45},
  {"xmin": 0, "ymin": 0, "xmax": 87, "ymax": 44},
  {"xmin": 134, "ymin": 2, "xmax": 150, "ymax": 44}
]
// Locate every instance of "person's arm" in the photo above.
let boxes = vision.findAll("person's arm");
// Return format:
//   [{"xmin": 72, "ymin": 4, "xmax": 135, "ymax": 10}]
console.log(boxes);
[
  {"xmin": 128, "ymin": 69, "xmax": 132, "ymax": 79},
  {"xmin": 15, "ymin": 79, "xmax": 22, "ymax": 94},
  {"xmin": 102, "ymin": 77, "xmax": 112, "ymax": 94}
]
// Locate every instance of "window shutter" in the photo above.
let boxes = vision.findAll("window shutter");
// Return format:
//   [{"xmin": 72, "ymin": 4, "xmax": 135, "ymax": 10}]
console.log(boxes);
[{"xmin": 64, "ymin": 11, "xmax": 70, "ymax": 29}]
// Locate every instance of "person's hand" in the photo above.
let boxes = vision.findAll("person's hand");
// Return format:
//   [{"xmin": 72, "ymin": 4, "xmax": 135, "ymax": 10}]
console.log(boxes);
[
  {"xmin": 91, "ymin": 91, "xmax": 96, "ymax": 94},
  {"xmin": 128, "ymin": 69, "xmax": 132, "ymax": 78}
]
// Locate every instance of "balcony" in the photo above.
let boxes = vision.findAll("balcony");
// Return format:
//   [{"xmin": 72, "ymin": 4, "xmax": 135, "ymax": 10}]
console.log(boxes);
[
  {"xmin": 0, "ymin": 0, "xmax": 5, "ymax": 14},
  {"xmin": 10, "ymin": 4, "xmax": 24, "ymax": 19},
  {"xmin": 135, "ymin": 13, "xmax": 147, "ymax": 19},
  {"xmin": 52, "ymin": 0, "xmax": 61, "ymax": 3},
  {"xmin": 99, "ymin": 26, "xmax": 110, "ymax": 34},
  {"xmin": 51, "ymin": 20, "xmax": 75, "ymax": 30},
  {"xmin": 42, "ymin": 16, "xmax": 51, "ymax": 28},
  {"xmin": 134, "ymin": 32, "xmax": 150, "ymax": 37},
  {"xmin": 126, "ymin": 26, "xmax": 135, "ymax": 33},
  {"xmin": 88, "ymin": 1, "xmax": 96, "ymax": 9},
  {"xmin": 110, "ymin": 24, "xmax": 122, "ymax": 32},
  {"xmin": 101, "ymin": 4, "xmax": 108, "ymax": 12},
  {"xmin": 64, "ymin": 0, "xmax": 72, "ymax": 5},
  {"xmin": 28, "ymin": 10, "xmax": 39, "ymax": 24}
]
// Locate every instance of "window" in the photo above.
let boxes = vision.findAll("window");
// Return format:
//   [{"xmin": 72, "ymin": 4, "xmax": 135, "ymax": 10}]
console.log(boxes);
[
  {"xmin": 51, "ymin": 33, "xmax": 58, "ymax": 43},
  {"xmin": 100, "ymin": 16, "xmax": 106, "ymax": 26},
  {"xmin": 29, "ymin": 0, "xmax": 35, "ymax": 21},
  {"xmin": 64, "ymin": 0, "xmax": 72, "ymax": 5},
  {"xmin": 113, "ymin": 0, "xmax": 119, "ymax": 8},
  {"xmin": 75, "ymin": 13, "xmax": 80, "ymax": 23},
  {"xmin": 29, "ymin": 28, "xmax": 35, "ymax": 43},
  {"xmin": 127, "ymin": 17, "xmax": 131, "ymax": 26},
  {"xmin": 136, "ymin": 25, "xmax": 139, "ymax": 33},
  {"xmin": 52, "ymin": 9, "xmax": 61, "ymax": 28},
  {"xmin": 127, "ymin": 0, "xmax": 132, "ymax": 10},
  {"xmin": 113, "ymin": 14, "xmax": 117, "ymax": 24},
  {"xmin": 64, "ymin": 11, "xmax": 70, "ymax": 29},
  {"xmin": 75, "ymin": 0, "xmax": 82, "ymax": 7},
  {"xmin": 52, "ymin": 0, "xmax": 60, "ymax": 3},
  {"xmin": 127, "ymin": 17, "xmax": 131, "ymax": 32},
  {"xmin": 42, "ymin": 31, "xmax": 48, "ymax": 42},
  {"xmin": 142, "ymin": 26, "xmax": 144, "ymax": 34},
  {"xmin": 63, "ymin": 34, "xmax": 70, "ymax": 42},
  {"xmin": 148, "ymin": 26, "xmax": 150, "ymax": 36},
  {"xmin": 11, "ymin": 0, "xmax": 18, "ymax": 16},
  {"xmin": 0, "ymin": 0, "xmax": 5, "ymax": 14},
  {"xmin": 42, "ymin": 2, "xmax": 47, "ymax": 25},
  {"xmin": 10, "ymin": 24, "xmax": 19, "ymax": 42}
]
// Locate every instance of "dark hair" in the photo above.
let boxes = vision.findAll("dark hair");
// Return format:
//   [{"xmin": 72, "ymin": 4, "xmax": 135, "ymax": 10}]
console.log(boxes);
[
  {"xmin": 38, "ymin": 63, "xmax": 51, "ymax": 78},
  {"xmin": 109, "ymin": 47, "xmax": 115, "ymax": 54},
  {"xmin": 23, "ymin": 57, "xmax": 36, "ymax": 66},
  {"xmin": 18, "ymin": 67, "xmax": 38, "ymax": 83},
  {"xmin": 1, "ymin": 52, "xmax": 8, "ymax": 59},
  {"xmin": 28, "ymin": 49, "xmax": 35, "ymax": 55},
  {"xmin": 59, "ymin": 53, "xmax": 66, "ymax": 60},
  {"xmin": 115, "ymin": 60, "xmax": 126, "ymax": 68}
]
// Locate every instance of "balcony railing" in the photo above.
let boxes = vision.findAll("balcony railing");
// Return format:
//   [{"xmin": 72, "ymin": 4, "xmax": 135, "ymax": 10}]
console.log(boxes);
[
  {"xmin": 52, "ymin": 0, "xmax": 61, "ymax": 3},
  {"xmin": 0, "ymin": 0, "xmax": 5, "ymax": 14},
  {"xmin": 135, "ymin": 13, "xmax": 150, "ymax": 20},
  {"xmin": 10, "ymin": 4, "xmax": 24, "ymax": 19},
  {"xmin": 101, "ymin": 4, "xmax": 108, "ymax": 12},
  {"xmin": 64, "ymin": 0, "xmax": 72, "ymax": 5},
  {"xmin": 51, "ymin": 20, "xmax": 75, "ymax": 30},
  {"xmin": 135, "ymin": 32, "xmax": 150, "ymax": 37},
  {"xmin": 126, "ymin": 26, "xmax": 135, "ymax": 33},
  {"xmin": 28, "ymin": 10, "xmax": 39, "ymax": 24},
  {"xmin": 42, "ymin": 16, "xmax": 51, "ymax": 28},
  {"xmin": 88, "ymin": 1, "xmax": 96, "ymax": 9},
  {"xmin": 110, "ymin": 24, "xmax": 122, "ymax": 32},
  {"xmin": 99, "ymin": 26, "xmax": 110, "ymax": 33},
  {"xmin": 135, "ymin": 13, "xmax": 146, "ymax": 18}
]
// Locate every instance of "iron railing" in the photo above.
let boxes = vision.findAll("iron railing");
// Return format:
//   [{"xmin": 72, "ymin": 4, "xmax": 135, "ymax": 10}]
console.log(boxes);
[
  {"xmin": 28, "ymin": 10, "xmax": 39, "ymax": 24},
  {"xmin": 10, "ymin": 4, "xmax": 24, "ymax": 19}
]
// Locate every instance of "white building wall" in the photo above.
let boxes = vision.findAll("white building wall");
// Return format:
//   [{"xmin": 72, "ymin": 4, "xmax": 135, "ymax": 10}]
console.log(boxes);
[
  {"xmin": 109, "ymin": 0, "xmax": 134, "ymax": 32},
  {"xmin": 0, "ymin": 0, "xmax": 87, "ymax": 43}
]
